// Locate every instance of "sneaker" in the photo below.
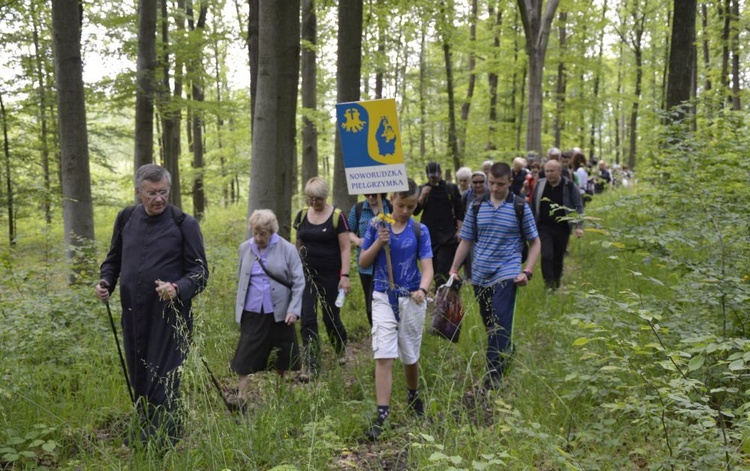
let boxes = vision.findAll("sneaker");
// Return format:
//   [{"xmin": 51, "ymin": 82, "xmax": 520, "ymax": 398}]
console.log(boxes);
[
  {"xmin": 364, "ymin": 421, "xmax": 383, "ymax": 441},
  {"xmin": 337, "ymin": 355, "xmax": 347, "ymax": 366},
  {"xmin": 408, "ymin": 396, "xmax": 424, "ymax": 417}
]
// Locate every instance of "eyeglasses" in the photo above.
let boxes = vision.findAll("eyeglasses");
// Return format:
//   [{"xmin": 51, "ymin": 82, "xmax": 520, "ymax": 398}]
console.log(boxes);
[
  {"xmin": 471, "ymin": 180, "xmax": 485, "ymax": 185},
  {"xmin": 144, "ymin": 189, "xmax": 169, "ymax": 198},
  {"xmin": 306, "ymin": 196, "xmax": 324, "ymax": 203}
]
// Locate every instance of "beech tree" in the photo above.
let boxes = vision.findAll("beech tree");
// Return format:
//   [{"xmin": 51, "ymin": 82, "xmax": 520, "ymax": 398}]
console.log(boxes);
[
  {"xmin": 516, "ymin": 0, "xmax": 560, "ymax": 155},
  {"xmin": 134, "ymin": 0, "xmax": 157, "ymax": 170},
  {"xmin": 187, "ymin": 0, "xmax": 208, "ymax": 219},
  {"xmin": 301, "ymin": 0, "xmax": 318, "ymax": 187},
  {"xmin": 248, "ymin": 0, "xmax": 300, "ymax": 239},
  {"xmin": 665, "ymin": 0, "xmax": 696, "ymax": 121},
  {"xmin": 332, "ymin": 0, "xmax": 362, "ymax": 213},
  {"xmin": 158, "ymin": 0, "xmax": 183, "ymax": 207},
  {"xmin": 51, "ymin": 0, "xmax": 95, "ymax": 283},
  {"xmin": 0, "ymin": 92, "xmax": 14, "ymax": 246}
]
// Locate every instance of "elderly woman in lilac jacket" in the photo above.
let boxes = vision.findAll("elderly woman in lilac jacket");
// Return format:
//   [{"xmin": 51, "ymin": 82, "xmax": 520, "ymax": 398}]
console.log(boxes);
[{"xmin": 229, "ymin": 209, "xmax": 305, "ymax": 411}]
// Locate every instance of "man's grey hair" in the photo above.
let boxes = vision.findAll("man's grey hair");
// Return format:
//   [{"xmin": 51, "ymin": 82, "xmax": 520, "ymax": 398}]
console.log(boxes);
[
  {"xmin": 135, "ymin": 164, "xmax": 172, "ymax": 191},
  {"xmin": 547, "ymin": 147, "xmax": 561, "ymax": 159}
]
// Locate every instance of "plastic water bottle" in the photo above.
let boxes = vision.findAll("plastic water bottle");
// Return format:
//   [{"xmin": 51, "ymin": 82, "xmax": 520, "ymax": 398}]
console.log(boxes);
[{"xmin": 335, "ymin": 288, "xmax": 346, "ymax": 308}]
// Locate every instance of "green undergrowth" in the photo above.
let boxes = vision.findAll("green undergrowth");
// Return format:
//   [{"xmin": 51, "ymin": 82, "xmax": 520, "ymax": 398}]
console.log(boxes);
[{"xmin": 2, "ymin": 133, "xmax": 750, "ymax": 468}]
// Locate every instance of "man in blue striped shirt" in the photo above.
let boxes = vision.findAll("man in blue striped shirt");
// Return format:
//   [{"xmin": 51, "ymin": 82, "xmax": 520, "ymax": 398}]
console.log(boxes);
[{"xmin": 450, "ymin": 162, "xmax": 540, "ymax": 390}]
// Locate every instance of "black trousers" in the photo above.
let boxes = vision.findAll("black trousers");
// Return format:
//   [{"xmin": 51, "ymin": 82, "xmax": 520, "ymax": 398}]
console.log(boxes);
[
  {"xmin": 538, "ymin": 224, "xmax": 570, "ymax": 288},
  {"xmin": 300, "ymin": 269, "xmax": 348, "ymax": 371},
  {"xmin": 358, "ymin": 272, "xmax": 374, "ymax": 326},
  {"xmin": 432, "ymin": 241, "xmax": 458, "ymax": 287}
]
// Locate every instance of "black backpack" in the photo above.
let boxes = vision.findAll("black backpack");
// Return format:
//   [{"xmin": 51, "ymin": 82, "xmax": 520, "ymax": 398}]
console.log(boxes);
[{"xmin": 471, "ymin": 192, "xmax": 529, "ymax": 263}]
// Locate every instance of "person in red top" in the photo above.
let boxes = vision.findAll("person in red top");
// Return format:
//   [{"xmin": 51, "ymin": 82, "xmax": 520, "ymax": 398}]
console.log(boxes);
[{"xmin": 522, "ymin": 161, "xmax": 540, "ymax": 202}]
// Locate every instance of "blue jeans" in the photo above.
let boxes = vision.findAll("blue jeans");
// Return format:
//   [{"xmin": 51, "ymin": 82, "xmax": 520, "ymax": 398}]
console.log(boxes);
[{"xmin": 474, "ymin": 280, "xmax": 517, "ymax": 377}]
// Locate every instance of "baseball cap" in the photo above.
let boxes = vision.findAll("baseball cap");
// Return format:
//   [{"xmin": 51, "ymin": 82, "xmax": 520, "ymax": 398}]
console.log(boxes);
[{"xmin": 425, "ymin": 162, "xmax": 442, "ymax": 177}]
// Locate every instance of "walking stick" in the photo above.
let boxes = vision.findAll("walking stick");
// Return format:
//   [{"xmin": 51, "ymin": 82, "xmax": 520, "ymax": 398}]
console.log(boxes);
[
  {"xmin": 201, "ymin": 357, "xmax": 234, "ymax": 413},
  {"xmin": 105, "ymin": 301, "xmax": 135, "ymax": 404}
]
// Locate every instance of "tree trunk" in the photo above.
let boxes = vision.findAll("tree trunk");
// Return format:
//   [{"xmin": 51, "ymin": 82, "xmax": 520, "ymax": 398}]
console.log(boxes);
[
  {"xmin": 458, "ymin": 0, "xmax": 477, "ymax": 158},
  {"xmin": 134, "ymin": 0, "xmax": 158, "ymax": 171},
  {"xmin": 665, "ymin": 0, "xmax": 696, "ymax": 120},
  {"xmin": 552, "ymin": 10, "xmax": 567, "ymax": 148},
  {"xmin": 248, "ymin": 0, "xmax": 259, "ymax": 128},
  {"xmin": 301, "ymin": 0, "xmax": 318, "ymax": 188},
  {"xmin": 700, "ymin": 3, "xmax": 712, "ymax": 93},
  {"xmin": 374, "ymin": 0, "xmax": 386, "ymax": 99},
  {"xmin": 517, "ymin": 0, "xmax": 560, "ymax": 156},
  {"xmin": 160, "ymin": 0, "xmax": 182, "ymax": 207},
  {"xmin": 628, "ymin": 46, "xmax": 642, "ymax": 170},
  {"xmin": 188, "ymin": 1, "xmax": 207, "ymax": 219},
  {"xmin": 516, "ymin": 67, "xmax": 526, "ymax": 151},
  {"xmin": 51, "ymin": 0, "xmax": 96, "ymax": 284},
  {"xmin": 332, "ymin": 0, "xmax": 362, "ymax": 214},
  {"xmin": 730, "ymin": 0, "xmax": 740, "ymax": 110},
  {"xmin": 0, "ymin": 92, "xmax": 15, "ymax": 246},
  {"xmin": 615, "ymin": 41, "xmax": 623, "ymax": 164},
  {"xmin": 590, "ymin": 2, "xmax": 608, "ymax": 161},
  {"xmin": 486, "ymin": 1, "xmax": 502, "ymax": 151},
  {"xmin": 211, "ymin": 33, "xmax": 228, "ymax": 207},
  {"xmin": 31, "ymin": 1, "xmax": 52, "ymax": 225},
  {"xmin": 443, "ymin": 41, "xmax": 460, "ymax": 172},
  {"xmin": 438, "ymin": 1, "xmax": 460, "ymax": 171},
  {"xmin": 419, "ymin": 24, "xmax": 426, "ymax": 160},
  {"xmin": 248, "ymin": 0, "xmax": 300, "ymax": 239}
]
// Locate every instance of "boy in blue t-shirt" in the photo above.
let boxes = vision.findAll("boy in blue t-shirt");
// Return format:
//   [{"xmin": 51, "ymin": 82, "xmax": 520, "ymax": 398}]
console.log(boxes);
[{"xmin": 359, "ymin": 178, "xmax": 434, "ymax": 441}]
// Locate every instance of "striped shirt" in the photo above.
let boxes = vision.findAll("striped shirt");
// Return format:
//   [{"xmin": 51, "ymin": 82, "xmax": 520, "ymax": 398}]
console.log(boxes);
[{"xmin": 459, "ymin": 193, "xmax": 538, "ymax": 287}]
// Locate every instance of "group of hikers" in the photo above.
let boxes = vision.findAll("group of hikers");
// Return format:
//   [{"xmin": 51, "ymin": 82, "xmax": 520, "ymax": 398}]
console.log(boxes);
[{"xmin": 94, "ymin": 150, "xmax": 626, "ymax": 446}]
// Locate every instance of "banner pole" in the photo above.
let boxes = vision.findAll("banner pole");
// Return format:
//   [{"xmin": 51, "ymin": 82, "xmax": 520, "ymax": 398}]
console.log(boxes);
[{"xmin": 378, "ymin": 193, "xmax": 395, "ymax": 289}]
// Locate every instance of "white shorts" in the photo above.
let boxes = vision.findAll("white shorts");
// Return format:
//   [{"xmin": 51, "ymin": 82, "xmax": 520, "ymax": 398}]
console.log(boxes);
[{"xmin": 371, "ymin": 290, "xmax": 427, "ymax": 364}]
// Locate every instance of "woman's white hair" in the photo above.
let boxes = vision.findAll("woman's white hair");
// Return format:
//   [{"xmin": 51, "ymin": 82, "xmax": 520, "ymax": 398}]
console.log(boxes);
[
  {"xmin": 247, "ymin": 209, "xmax": 279, "ymax": 234},
  {"xmin": 456, "ymin": 166, "xmax": 472, "ymax": 180}
]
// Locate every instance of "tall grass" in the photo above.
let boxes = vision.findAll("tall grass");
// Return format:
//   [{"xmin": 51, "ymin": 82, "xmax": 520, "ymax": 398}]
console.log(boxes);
[{"xmin": 2, "ymin": 149, "xmax": 749, "ymax": 469}]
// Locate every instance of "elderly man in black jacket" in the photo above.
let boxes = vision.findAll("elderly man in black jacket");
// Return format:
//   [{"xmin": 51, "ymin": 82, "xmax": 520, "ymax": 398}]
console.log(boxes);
[
  {"xmin": 531, "ymin": 159, "xmax": 584, "ymax": 291},
  {"xmin": 95, "ymin": 164, "xmax": 209, "ymax": 446}
]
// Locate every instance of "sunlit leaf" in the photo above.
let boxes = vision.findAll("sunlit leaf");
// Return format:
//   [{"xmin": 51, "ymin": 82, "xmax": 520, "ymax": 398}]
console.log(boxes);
[{"xmin": 688, "ymin": 355, "xmax": 705, "ymax": 371}]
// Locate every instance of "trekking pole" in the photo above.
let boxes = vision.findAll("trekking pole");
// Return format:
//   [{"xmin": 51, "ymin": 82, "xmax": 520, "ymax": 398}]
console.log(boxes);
[
  {"xmin": 201, "ymin": 357, "xmax": 234, "ymax": 413},
  {"xmin": 105, "ymin": 300, "xmax": 135, "ymax": 404}
]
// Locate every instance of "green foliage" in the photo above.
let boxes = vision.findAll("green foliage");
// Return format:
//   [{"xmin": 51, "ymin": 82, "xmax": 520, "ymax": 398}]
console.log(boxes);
[{"xmin": 0, "ymin": 424, "xmax": 58, "ymax": 469}]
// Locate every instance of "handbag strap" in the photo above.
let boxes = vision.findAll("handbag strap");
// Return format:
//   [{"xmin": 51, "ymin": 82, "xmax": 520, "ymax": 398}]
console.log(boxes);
[{"xmin": 254, "ymin": 253, "xmax": 293, "ymax": 289}]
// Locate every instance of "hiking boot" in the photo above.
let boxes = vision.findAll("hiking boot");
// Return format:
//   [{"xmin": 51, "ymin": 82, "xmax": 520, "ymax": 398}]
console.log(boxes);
[
  {"xmin": 226, "ymin": 396, "xmax": 247, "ymax": 413},
  {"xmin": 364, "ymin": 421, "xmax": 383, "ymax": 441},
  {"xmin": 408, "ymin": 396, "xmax": 424, "ymax": 417},
  {"xmin": 295, "ymin": 371, "xmax": 311, "ymax": 383}
]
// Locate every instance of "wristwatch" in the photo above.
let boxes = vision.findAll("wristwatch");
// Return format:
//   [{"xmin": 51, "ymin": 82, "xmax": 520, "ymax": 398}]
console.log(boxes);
[{"xmin": 522, "ymin": 269, "xmax": 533, "ymax": 280}]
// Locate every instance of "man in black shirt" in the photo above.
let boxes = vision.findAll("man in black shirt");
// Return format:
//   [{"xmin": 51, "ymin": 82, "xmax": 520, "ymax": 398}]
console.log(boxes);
[
  {"xmin": 414, "ymin": 162, "xmax": 464, "ymax": 286},
  {"xmin": 95, "ymin": 164, "xmax": 209, "ymax": 446},
  {"xmin": 530, "ymin": 160, "xmax": 584, "ymax": 290}
]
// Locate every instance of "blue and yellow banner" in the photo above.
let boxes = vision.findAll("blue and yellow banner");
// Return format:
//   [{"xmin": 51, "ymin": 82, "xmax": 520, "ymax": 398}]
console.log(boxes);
[{"xmin": 336, "ymin": 98, "xmax": 408, "ymax": 194}]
